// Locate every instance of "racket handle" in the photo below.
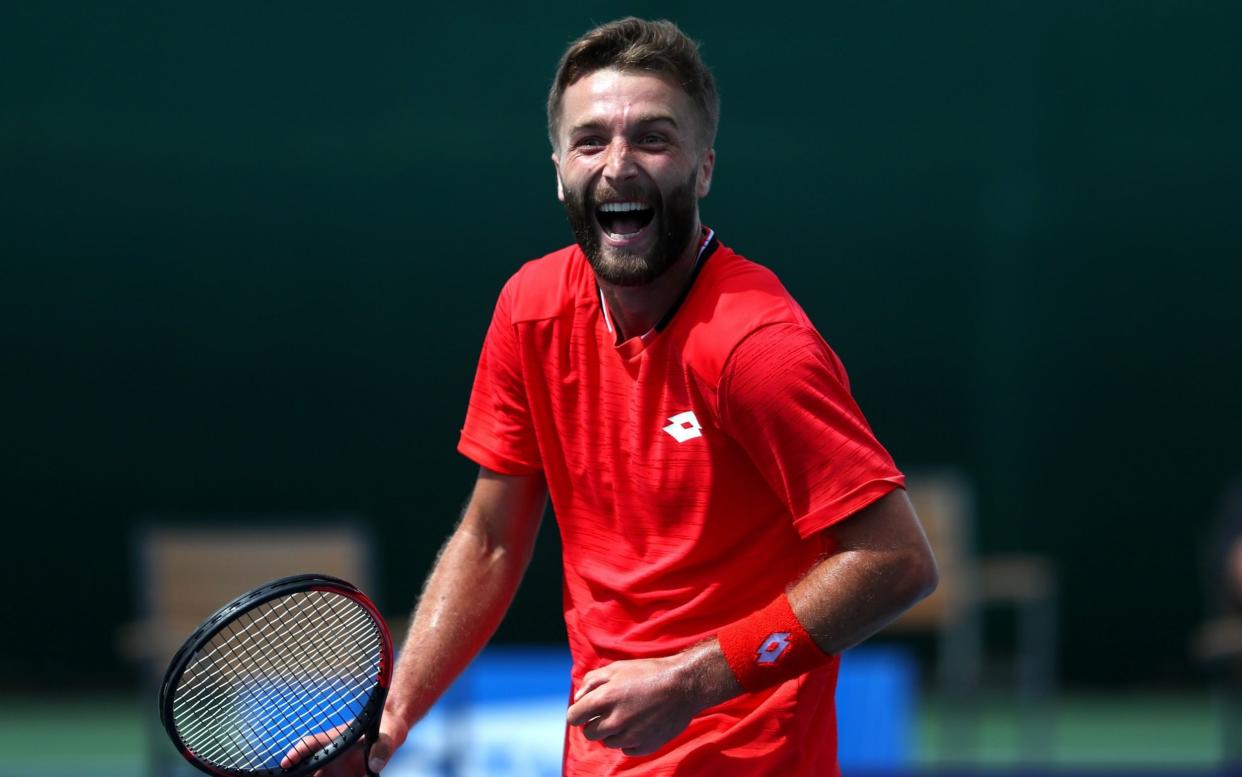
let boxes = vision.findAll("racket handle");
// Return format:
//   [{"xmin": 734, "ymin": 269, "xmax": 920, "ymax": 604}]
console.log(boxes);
[
  {"xmin": 364, "ymin": 687, "xmax": 389, "ymax": 776},
  {"xmin": 364, "ymin": 737, "xmax": 379, "ymax": 777},
  {"xmin": 364, "ymin": 717, "xmax": 382, "ymax": 777}
]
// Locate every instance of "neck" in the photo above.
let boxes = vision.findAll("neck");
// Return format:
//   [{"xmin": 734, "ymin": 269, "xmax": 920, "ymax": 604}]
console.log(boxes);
[{"xmin": 597, "ymin": 222, "xmax": 704, "ymax": 342}]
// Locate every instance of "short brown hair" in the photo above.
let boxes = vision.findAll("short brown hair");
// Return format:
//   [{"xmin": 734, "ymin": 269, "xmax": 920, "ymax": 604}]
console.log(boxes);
[{"xmin": 547, "ymin": 18, "xmax": 719, "ymax": 151}]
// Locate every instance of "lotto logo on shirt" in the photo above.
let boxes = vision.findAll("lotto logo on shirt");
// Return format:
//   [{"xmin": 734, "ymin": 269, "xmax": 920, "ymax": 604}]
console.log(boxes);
[{"xmin": 662, "ymin": 411, "xmax": 703, "ymax": 443}]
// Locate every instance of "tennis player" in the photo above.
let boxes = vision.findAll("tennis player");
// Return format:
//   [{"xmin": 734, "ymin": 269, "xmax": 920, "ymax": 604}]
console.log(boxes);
[{"xmin": 325, "ymin": 17, "xmax": 938, "ymax": 777}]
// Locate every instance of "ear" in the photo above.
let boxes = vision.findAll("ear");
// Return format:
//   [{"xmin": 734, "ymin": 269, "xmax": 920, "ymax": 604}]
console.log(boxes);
[
  {"xmin": 696, "ymin": 148, "xmax": 715, "ymax": 198},
  {"xmin": 552, "ymin": 153, "xmax": 565, "ymax": 202}
]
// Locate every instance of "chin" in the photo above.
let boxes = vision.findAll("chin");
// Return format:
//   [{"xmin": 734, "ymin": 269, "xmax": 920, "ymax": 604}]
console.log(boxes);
[{"xmin": 591, "ymin": 252, "xmax": 666, "ymax": 287}]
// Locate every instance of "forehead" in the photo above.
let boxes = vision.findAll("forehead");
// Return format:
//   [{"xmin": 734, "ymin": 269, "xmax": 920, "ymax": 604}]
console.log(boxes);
[{"xmin": 559, "ymin": 68, "xmax": 696, "ymax": 132}]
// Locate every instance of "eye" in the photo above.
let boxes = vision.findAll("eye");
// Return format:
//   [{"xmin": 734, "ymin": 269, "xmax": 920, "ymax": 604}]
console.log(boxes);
[
  {"xmin": 574, "ymin": 136, "xmax": 605, "ymax": 151},
  {"xmin": 638, "ymin": 133, "xmax": 667, "ymax": 146}
]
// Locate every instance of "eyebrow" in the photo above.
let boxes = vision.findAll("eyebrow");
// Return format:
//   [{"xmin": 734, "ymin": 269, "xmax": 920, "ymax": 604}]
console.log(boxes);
[{"xmin": 569, "ymin": 114, "xmax": 680, "ymax": 134}]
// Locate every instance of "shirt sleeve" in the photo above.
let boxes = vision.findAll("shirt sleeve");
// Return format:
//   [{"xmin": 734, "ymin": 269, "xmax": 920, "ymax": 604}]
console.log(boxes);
[
  {"xmin": 457, "ymin": 279, "xmax": 542, "ymax": 475},
  {"xmin": 718, "ymin": 322, "xmax": 904, "ymax": 537}
]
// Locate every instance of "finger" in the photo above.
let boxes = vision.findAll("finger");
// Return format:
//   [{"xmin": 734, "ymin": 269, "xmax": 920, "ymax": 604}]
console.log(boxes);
[
  {"xmin": 310, "ymin": 740, "xmax": 362, "ymax": 776},
  {"xmin": 281, "ymin": 734, "xmax": 320, "ymax": 767},
  {"xmin": 368, "ymin": 716, "xmax": 410, "ymax": 774},
  {"xmin": 367, "ymin": 733, "xmax": 392, "ymax": 774},
  {"xmin": 603, "ymin": 734, "xmax": 632, "ymax": 751},
  {"xmin": 567, "ymin": 686, "xmax": 610, "ymax": 726},
  {"xmin": 281, "ymin": 727, "xmax": 346, "ymax": 768},
  {"xmin": 567, "ymin": 694, "xmax": 608, "ymax": 726},
  {"xmin": 581, "ymin": 715, "xmax": 622, "ymax": 742},
  {"xmin": 573, "ymin": 669, "xmax": 609, "ymax": 702},
  {"xmin": 623, "ymin": 742, "xmax": 658, "ymax": 757}
]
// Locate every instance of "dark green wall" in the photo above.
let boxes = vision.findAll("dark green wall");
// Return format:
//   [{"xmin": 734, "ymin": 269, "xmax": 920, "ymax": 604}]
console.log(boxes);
[{"xmin": 4, "ymin": 2, "xmax": 1239, "ymax": 690}]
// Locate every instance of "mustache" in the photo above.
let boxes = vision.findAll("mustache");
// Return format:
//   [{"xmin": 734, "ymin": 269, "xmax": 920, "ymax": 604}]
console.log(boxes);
[{"xmin": 585, "ymin": 184, "xmax": 658, "ymax": 209}]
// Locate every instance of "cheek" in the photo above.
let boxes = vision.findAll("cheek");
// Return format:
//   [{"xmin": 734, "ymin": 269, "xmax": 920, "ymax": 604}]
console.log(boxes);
[{"xmin": 560, "ymin": 162, "xmax": 593, "ymax": 192}]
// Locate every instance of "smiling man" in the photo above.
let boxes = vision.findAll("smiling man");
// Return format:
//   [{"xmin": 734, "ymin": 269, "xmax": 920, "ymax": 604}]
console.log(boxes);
[
  {"xmin": 555, "ymin": 65, "xmax": 708, "ymax": 289},
  {"xmin": 319, "ymin": 17, "xmax": 938, "ymax": 777}
]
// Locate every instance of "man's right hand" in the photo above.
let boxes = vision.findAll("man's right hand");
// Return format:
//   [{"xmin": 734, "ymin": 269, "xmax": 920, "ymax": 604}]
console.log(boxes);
[
  {"xmin": 281, "ymin": 718, "xmax": 406, "ymax": 776},
  {"xmin": 314, "ymin": 731, "xmax": 399, "ymax": 777},
  {"xmin": 302, "ymin": 467, "xmax": 545, "ymax": 774}
]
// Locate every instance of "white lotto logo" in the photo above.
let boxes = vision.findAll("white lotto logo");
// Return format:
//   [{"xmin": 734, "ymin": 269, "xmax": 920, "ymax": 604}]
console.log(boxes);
[{"xmin": 662, "ymin": 411, "xmax": 703, "ymax": 443}]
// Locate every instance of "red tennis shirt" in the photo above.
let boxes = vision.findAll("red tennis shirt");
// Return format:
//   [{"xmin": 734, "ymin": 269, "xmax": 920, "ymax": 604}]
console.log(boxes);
[{"xmin": 458, "ymin": 232, "xmax": 905, "ymax": 775}]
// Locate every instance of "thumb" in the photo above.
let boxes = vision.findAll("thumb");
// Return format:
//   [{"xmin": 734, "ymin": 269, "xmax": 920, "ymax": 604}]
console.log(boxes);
[
  {"xmin": 367, "ymin": 739, "xmax": 391, "ymax": 773},
  {"xmin": 367, "ymin": 729, "xmax": 399, "ymax": 773}
]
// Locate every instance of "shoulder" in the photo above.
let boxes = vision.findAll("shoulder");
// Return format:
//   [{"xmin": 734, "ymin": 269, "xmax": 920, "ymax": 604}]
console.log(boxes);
[
  {"xmin": 495, "ymin": 243, "xmax": 594, "ymax": 325},
  {"xmin": 723, "ymin": 321, "xmax": 850, "ymax": 394},
  {"xmin": 678, "ymin": 243, "xmax": 820, "ymax": 386}
]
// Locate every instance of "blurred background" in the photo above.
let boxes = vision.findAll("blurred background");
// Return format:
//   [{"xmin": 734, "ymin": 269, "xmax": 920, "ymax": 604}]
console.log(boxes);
[{"xmin": 3, "ymin": 1, "xmax": 1240, "ymax": 775}]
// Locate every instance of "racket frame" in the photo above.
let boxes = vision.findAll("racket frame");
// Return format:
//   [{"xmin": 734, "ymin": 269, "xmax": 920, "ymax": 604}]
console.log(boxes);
[{"xmin": 159, "ymin": 573, "xmax": 393, "ymax": 777}]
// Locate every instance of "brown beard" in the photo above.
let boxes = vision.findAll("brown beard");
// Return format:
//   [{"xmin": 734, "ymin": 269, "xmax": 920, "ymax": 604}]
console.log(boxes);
[{"xmin": 562, "ymin": 173, "xmax": 699, "ymax": 287}]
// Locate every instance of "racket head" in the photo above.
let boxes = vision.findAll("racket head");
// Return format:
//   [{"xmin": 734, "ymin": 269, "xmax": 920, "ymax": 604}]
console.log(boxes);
[{"xmin": 159, "ymin": 573, "xmax": 393, "ymax": 777}]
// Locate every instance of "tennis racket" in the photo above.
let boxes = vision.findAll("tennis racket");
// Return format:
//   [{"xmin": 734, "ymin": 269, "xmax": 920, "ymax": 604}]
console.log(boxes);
[{"xmin": 159, "ymin": 573, "xmax": 393, "ymax": 777}]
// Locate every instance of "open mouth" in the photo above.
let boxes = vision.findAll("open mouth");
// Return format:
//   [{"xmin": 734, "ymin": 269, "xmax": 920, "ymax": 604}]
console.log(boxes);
[{"xmin": 595, "ymin": 201, "xmax": 655, "ymax": 240}]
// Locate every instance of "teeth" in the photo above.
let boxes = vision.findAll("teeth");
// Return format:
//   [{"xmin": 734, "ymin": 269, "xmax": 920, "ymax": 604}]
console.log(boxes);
[{"xmin": 599, "ymin": 201, "xmax": 648, "ymax": 213}]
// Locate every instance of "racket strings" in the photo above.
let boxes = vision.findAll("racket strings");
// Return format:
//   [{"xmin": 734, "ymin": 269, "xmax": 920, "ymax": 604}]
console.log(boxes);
[
  {"xmin": 235, "ymin": 594, "xmax": 380, "ymax": 765},
  {"xmin": 178, "ymin": 592, "xmax": 381, "ymax": 771},
  {"xmin": 170, "ymin": 590, "xmax": 383, "ymax": 772},
  {"xmin": 176, "ymin": 594, "xmax": 368, "ymax": 753},
  {"xmin": 176, "ymin": 595, "xmax": 346, "ymax": 769},
  {"xmin": 181, "ymin": 595, "xmax": 375, "ymax": 739},
  {"xmin": 177, "ymin": 594, "xmax": 373, "ymax": 728},
  {"xmin": 180, "ymin": 592, "xmax": 381, "ymax": 769},
  {"xmin": 179, "ymin": 602, "xmax": 372, "ymax": 769}
]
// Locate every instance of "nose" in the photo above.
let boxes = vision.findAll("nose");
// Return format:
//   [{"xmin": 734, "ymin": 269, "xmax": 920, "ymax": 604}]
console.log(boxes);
[{"xmin": 602, "ymin": 138, "xmax": 637, "ymax": 184}]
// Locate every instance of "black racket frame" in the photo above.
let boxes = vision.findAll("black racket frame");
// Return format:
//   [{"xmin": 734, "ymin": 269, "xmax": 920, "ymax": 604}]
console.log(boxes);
[{"xmin": 159, "ymin": 573, "xmax": 393, "ymax": 777}]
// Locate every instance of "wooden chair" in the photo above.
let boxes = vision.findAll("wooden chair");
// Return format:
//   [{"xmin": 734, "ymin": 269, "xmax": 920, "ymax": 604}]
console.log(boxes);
[{"xmin": 883, "ymin": 472, "xmax": 1058, "ymax": 762}]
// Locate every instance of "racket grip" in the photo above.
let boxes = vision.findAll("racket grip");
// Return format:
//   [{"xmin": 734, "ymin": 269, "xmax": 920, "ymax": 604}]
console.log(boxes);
[
  {"xmin": 364, "ymin": 686, "xmax": 389, "ymax": 776},
  {"xmin": 364, "ymin": 713, "xmax": 383, "ymax": 777}
]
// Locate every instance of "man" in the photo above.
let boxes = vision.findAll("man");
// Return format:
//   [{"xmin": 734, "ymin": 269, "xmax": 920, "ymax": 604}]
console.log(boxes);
[{"xmin": 321, "ymin": 16, "xmax": 937, "ymax": 776}]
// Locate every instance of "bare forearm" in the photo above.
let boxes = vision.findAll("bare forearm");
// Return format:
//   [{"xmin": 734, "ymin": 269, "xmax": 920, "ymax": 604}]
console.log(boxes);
[
  {"xmin": 675, "ymin": 535, "xmax": 936, "ymax": 711},
  {"xmin": 790, "ymin": 489, "xmax": 937, "ymax": 653},
  {"xmin": 680, "ymin": 490, "xmax": 937, "ymax": 707},
  {"xmin": 384, "ymin": 526, "xmax": 532, "ymax": 727},
  {"xmin": 383, "ymin": 471, "xmax": 547, "ymax": 737},
  {"xmin": 788, "ymin": 539, "xmax": 937, "ymax": 655}
]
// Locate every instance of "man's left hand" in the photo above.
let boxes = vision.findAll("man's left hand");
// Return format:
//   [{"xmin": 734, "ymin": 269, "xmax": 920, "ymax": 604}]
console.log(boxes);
[{"xmin": 565, "ymin": 643, "xmax": 739, "ymax": 757}]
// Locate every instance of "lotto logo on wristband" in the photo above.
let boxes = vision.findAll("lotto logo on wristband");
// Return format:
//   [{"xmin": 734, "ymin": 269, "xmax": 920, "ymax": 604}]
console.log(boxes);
[{"xmin": 756, "ymin": 632, "xmax": 793, "ymax": 665}]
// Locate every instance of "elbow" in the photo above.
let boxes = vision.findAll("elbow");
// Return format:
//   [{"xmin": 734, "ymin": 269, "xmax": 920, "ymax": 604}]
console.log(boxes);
[
  {"xmin": 910, "ymin": 546, "xmax": 940, "ymax": 604},
  {"xmin": 895, "ymin": 545, "xmax": 939, "ymax": 609}
]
